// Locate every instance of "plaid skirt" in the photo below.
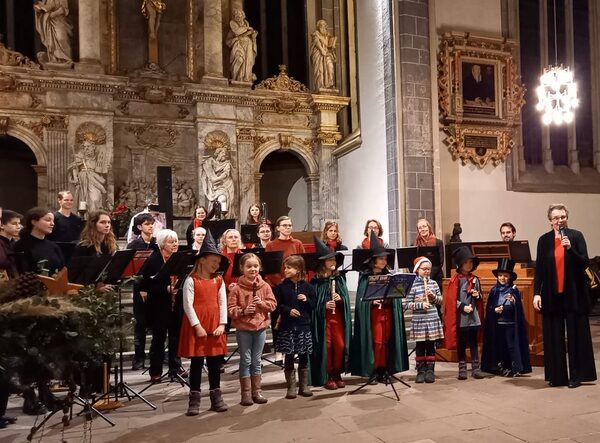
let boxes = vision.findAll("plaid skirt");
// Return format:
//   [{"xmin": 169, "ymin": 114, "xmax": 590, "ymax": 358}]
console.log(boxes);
[{"xmin": 274, "ymin": 329, "xmax": 313, "ymax": 355}]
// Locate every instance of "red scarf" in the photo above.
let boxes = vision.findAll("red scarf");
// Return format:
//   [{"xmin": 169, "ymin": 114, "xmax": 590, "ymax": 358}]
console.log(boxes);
[
  {"xmin": 415, "ymin": 233, "xmax": 437, "ymax": 247},
  {"xmin": 361, "ymin": 237, "xmax": 383, "ymax": 249},
  {"xmin": 193, "ymin": 218, "xmax": 203, "ymax": 229},
  {"xmin": 326, "ymin": 239, "xmax": 338, "ymax": 251}
]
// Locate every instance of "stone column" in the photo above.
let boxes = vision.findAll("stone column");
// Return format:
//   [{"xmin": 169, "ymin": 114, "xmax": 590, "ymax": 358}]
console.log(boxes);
[
  {"xmin": 230, "ymin": 0, "xmax": 244, "ymax": 11},
  {"xmin": 253, "ymin": 172, "xmax": 263, "ymax": 205},
  {"xmin": 77, "ymin": 0, "xmax": 103, "ymax": 73},
  {"xmin": 565, "ymin": 0, "xmax": 580, "ymax": 174},
  {"xmin": 45, "ymin": 127, "xmax": 69, "ymax": 201},
  {"xmin": 539, "ymin": 0, "xmax": 554, "ymax": 173},
  {"xmin": 590, "ymin": 0, "xmax": 600, "ymax": 172},
  {"xmin": 32, "ymin": 166, "xmax": 48, "ymax": 208},
  {"xmin": 304, "ymin": 174, "xmax": 320, "ymax": 230},
  {"xmin": 236, "ymin": 127, "xmax": 256, "ymax": 215},
  {"xmin": 313, "ymin": 95, "xmax": 349, "ymax": 226},
  {"xmin": 202, "ymin": 0, "xmax": 227, "ymax": 85}
]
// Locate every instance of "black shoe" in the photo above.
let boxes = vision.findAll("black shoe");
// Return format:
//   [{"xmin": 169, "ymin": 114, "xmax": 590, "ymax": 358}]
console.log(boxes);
[
  {"xmin": 2, "ymin": 416, "xmax": 17, "ymax": 424},
  {"xmin": 568, "ymin": 380, "xmax": 582, "ymax": 389},
  {"xmin": 131, "ymin": 360, "xmax": 145, "ymax": 371}
]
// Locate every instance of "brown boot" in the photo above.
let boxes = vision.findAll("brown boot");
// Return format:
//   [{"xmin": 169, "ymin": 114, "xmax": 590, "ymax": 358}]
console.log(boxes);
[
  {"xmin": 239, "ymin": 376, "xmax": 253, "ymax": 406},
  {"xmin": 251, "ymin": 374, "xmax": 268, "ymax": 404},
  {"xmin": 209, "ymin": 388, "xmax": 228, "ymax": 412},
  {"xmin": 298, "ymin": 368, "xmax": 313, "ymax": 397},
  {"xmin": 284, "ymin": 369, "xmax": 297, "ymax": 399},
  {"xmin": 186, "ymin": 391, "xmax": 201, "ymax": 416}
]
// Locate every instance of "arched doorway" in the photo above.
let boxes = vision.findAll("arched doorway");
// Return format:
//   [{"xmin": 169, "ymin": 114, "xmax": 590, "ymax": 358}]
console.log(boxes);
[
  {"xmin": 259, "ymin": 151, "xmax": 309, "ymax": 229},
  {"xmin": 0, "ymin": 135, "xmax": 38, "ymax": 213}
]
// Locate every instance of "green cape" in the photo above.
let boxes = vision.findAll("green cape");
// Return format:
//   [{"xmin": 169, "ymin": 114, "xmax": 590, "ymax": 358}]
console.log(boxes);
[
  {"xmin": 309, "ymin": 275, "xmax": 353, "ymax": 386},
  {"xmin": 348, "ymin": 272, "xmax": 409, "ymax": 376}
]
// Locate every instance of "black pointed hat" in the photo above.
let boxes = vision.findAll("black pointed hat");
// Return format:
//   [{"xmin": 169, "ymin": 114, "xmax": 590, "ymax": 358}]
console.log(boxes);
[
  {"xmin": 452, "ymin": 245, "xmax": 480, "ymax": 271},
  {"xmin": 314, "ymin": 236, "xmax": 344, "ymax": 270},
  {"xmin": 492, "ymin": 258, "xmax": 517, "ymax": 281},
  {"xmin": 362, "ymin": 230, "xmax": 394, "ymax": 266},
  {"xmin": 196, "ymin": 228, "xmax": 229, "ymax": 273}
]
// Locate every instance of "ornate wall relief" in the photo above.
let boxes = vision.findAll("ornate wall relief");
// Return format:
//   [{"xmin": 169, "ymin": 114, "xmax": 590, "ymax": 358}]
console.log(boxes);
[
  {"xmin": 200, "ymin": 130, "xmax": 236, "ymax": 217},
  {"xmin": 438, "ymin": 32, "xmax": 525, "ymax": 168}
]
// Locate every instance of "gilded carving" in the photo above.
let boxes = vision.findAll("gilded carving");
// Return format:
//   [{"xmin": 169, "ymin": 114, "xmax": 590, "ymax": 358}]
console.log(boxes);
[
  {"xmin": 0, "ymin": 116, "xmax": 8, "ymax": 135},
  {"xmin": 204, "ymin": 130, "xmax": 230, "ymax": 151},
  {"xmin": 0, "ymin": 73, "xmax": 16, "ymax": 92},
  {"xmin": 438, "ymin": 32, "xmax": 525, "ymax": 167},
  {"xmin": 0, "ymin": 41, "xmax": 39, "ymax": 69},
  {"xmin": 253, "ymin": 135, "xmax": 275, "ymax": 150},
  {"xmin": 14, "ymin": 119, "xmax": 44, "ymax": 140},
  {"xmin": 317, "ymin": 130, "xmax": 342, "ymax": 146},
  {"xmin": 236, "ymin": 127, "xmax": 256, "ymax": 142},
  {"xmin": 30, "ymin": 94, "xmax": 43, "ymax": 108},
  {"xmin": 41, "ymin": 114, "xmax": 68, "ymax": 130},
  {"xmin": 177, "ymin": 105, "xmax": 190, "ymax": 119},
  {"xmin": 117, "ymin": 101, "xmax": 130, "ymax": 116},
  {"xmin": 255, "ymin": 65, "xmax": 309, "ymax": 93}
]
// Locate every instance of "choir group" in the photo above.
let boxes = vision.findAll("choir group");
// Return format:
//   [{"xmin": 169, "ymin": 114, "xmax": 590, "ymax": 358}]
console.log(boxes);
[{"xmin": 0, "ymin": 195, "xmax": 596, "ymax": 424}]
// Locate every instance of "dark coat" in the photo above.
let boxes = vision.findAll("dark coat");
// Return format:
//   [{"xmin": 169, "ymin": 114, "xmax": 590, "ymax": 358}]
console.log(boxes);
[
  {"xmin": 13, "ymin": 233, "xmax": 65, "ymax": 275},
  {"xmin": 534, "ymin": 228, "xmax": 590, "ymax": 314},
  {"xmin": 348, "ymin": 272, "xmax": 408, "ymax": 377},
  {"xmin": 0, "ymin": 236, "xmax": 18, "ymax": 278},
  {"xmin": 481, "ymin": 283, "xmax": 532, "ymax": 374},
  {"xmin": 273, "ymin": 278, "xmax": 315, "ymax": 332},
  {"xmin": 140, "ymin": 251, "xmax": 180, "ymax": 329}
]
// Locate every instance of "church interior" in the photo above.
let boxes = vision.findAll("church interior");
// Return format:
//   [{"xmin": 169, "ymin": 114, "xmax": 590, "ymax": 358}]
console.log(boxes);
[{"xmin": 1, "ymin": 0, "xmax": 600, "ymax": 441}]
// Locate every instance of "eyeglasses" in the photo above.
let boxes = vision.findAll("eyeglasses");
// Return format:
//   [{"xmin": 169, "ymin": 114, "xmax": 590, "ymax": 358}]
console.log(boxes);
[{"xmin": 551, "ymin": 215, "xmax": 568, "ymax": 221}]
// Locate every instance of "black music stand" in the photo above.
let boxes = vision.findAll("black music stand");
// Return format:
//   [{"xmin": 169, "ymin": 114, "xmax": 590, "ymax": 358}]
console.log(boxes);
[
  {"xmin": 227, "ymin": 250, "xmax": 284, "ymax": 371},
  {"xmin": 240, "ymin": 224, "xmax": 260, "ymax": 245},
  {"xmin": 352, "ymin": 249, "xmax": 396, "ymax": 272},
  {"xmin": 396, "ymin": 246, "xmax": 441, "ymax": 270},
  {"xmin": 350, "ymin": 273, "xmax": 416, "ymax": 401},
  {"xmin": 203, "ymin": 219, "xmax": 236, "ymax": 243},
  {"xmin": 138, "ymin": 250, "xmax": 197, "ymax": 392},
  {"xmin": 67, "ymin": 256, "xmax": 112, "ymax": 286},
  {"xmin": 92, "ymin": 250, "xmax": 157, "ymax": 411}
]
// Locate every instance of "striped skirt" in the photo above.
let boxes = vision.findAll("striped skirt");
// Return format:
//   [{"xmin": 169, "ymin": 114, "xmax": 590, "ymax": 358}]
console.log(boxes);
[{"xmin": 411, "ymin": 309, "xmax": 444, "ymax": 342}]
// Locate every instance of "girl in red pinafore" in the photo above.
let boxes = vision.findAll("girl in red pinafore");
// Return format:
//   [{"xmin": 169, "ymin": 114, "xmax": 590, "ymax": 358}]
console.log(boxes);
[{"xmin": 179, "ymin": 239, "xmax": 230, "ymax": 416}]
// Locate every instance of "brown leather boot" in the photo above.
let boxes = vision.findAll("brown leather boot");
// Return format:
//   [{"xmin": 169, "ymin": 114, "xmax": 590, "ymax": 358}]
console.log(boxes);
[
  {"xmin": 284, "ymin": 369, "xmax": 297, "ymax": 399},
  {"xmin": 209, "ymin": 388, "xmax": 228, "ymax": 412},
  {"xmin": 186, "ymin": 391, "xmax": 201, "ymax": 416},
  {"xmin": 239, "ymin": 376, "xmax": 253, "ymax": 406},
  {"xmin": 250, "ymin": 374, "xmax": 268, "ymax": 404},
  {"xmin": 298, "ymin": 368, "xmax": 313, "ymax": 397}
]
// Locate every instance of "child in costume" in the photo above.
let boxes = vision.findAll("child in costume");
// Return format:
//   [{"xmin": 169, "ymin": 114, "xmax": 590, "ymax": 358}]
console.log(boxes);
[
  {"xmin": 274, "ymin": 255, "xmax": 316, "ymax": 399},
  {"xmin": 228, "ymin": 253, "xmax": 277, "ymax": 406},
  {"xmin": 404, "ymin": 256, "xmax": 444, "ymax": 383},
  {"xmin": 481, "ymin": 259, "xmax": 532, "ymax": 376},
  {"xmin": 443, "ymin": 246, "xmax": 485, "ymax": 380},
  {"xmin": 179, "ymin": 237, "xmax": 230, "ymax": 416},
  {"xmin": 309, "ymin": 237, "xmax": 352, "ymax": 390},
  {"xmin": 349, "ymin": 231, "xmax": 408, "ymax": 382}
]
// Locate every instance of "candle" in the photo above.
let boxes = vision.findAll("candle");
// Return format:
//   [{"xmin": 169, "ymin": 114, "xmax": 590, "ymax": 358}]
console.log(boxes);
[
  {"xmin": 78, "ymin": 201, "xmax": 87, "ymax": 211},
  {"xmin": 220, "ymin": 201, "xmax": 227, "ymax": 212}
]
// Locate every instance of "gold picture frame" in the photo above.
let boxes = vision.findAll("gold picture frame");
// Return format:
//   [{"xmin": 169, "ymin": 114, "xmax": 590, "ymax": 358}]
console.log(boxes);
[{"xmin": 438, "ymin": 32, "xmax": 525, "ymax": 168}]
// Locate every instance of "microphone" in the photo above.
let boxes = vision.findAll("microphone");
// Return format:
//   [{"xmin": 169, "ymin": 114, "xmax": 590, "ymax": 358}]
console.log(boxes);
[{"xmin": 559, "ymin": 228, "xmax": 565, "ymax": 239}]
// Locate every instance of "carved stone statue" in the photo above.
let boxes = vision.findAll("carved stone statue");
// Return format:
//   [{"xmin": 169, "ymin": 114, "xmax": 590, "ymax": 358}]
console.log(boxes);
[
  {"xmin": 142, "ymin": 0, "xmax": 166, "ymax": 66},
  {"xmin": 33, "ymin": 0, "xmax": 73, "ymax": 66},
  {"xmin": 200, "ymin": 147, "xmax": 235, "ymax": 218},
  {"xmin": 450, "ymin": 223, "xmax": 463, "ymax": 243},
  {"xmin": 69, "ymin": 125, "xmax": 110, "ymax": 213},
  {"xmin": 310, "ymin": 19, "xmax": 337, "ymax": 90},
  {"xmin": 142, "ymin": 0, "xmax": 166, "ymax": 39},
  {"xmin": 226, "ymin": 9, "xmax": 258, "ymax": 83}
]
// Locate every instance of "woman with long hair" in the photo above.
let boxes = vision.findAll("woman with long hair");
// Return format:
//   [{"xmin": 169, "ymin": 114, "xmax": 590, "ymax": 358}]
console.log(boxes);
[
  {"xmin": 73, "ymin": 210, "xmax": 118, "ymax": 257},
  {"xmin": 357, "ymin": 219, "xmax": 389, "ymax": 249},
  {"xmin": 245, "ymin": 204, "xmax": 271, "ymax": 225},
  {"xmin": 14, "ymin": 207, "xmax": 64, "ymax": 275},
  {"xmin": 321, "ymin": 221, "xmax": 348, "ymax": 252}
]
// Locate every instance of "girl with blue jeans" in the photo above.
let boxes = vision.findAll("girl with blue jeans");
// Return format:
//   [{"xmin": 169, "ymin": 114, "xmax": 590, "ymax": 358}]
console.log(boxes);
[{"xmin": 228, "ymin": 253, "xmax": 277, "ymax": 405}]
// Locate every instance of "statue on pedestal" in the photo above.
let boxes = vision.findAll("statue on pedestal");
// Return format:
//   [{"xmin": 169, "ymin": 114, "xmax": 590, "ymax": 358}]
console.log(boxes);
[
  {"xmin": 69, "ymin": 125, "xmax": 110, "ymax": 214},
  {"xmin": 33, "ymin": 0, "xmax": 73, "ymax": 66},
  {"xmin": 226, "ymin": 9, "xmax": 258, "ymax": 83},
  {"xmin": 310, "ymin": 19, "xmax": 337, "ymax": 90}
]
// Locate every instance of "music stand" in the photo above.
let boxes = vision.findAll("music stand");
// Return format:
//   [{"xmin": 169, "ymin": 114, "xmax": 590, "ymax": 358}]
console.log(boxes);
[
  {"xmin": 91, "ymin": 250, "xmax": 157, "ymax": 411},
  {"xmin": 352, "ymin": 249, "xmax": 396, "ymax": 272},
  {"xmin": 67, "ymin": 256, "xmax": 112, "ymax": 286},
  {"xmin": 203, "ymin": 219, "xmax": 236, "ymax": 243},
  {"xmin": 350, "ymin": 273, "xmax": 416, "ymax": 401},
  {"xmin": 55, "ymin": 242, "xmax": 77, "ymax": 265},
  {"xmin": 240, "ymin": 224, "xmax": 261, "ymax": 245},
  {"xmin": 396, "ymin": 246, "xmax": 441, "ymax": 270}
]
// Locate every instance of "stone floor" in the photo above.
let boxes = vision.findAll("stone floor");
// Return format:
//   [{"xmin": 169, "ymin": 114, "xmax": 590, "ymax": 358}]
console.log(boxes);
[{"xmin": 3, "ymin": 318, "xmax": 600, "ymax": 443}]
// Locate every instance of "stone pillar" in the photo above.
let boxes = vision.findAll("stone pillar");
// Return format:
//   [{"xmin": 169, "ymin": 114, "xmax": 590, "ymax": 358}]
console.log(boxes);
[
  {"xmin": 45, "ymin": 127, "xmax": 69, "ymax": 201},
  {"xmin": 76, "ymin": 0, "xmax": 103, "ymax": 73},
  {"xmin": 313, "ymin": 94, "xmax": 349, "ymax": 226},
  {"xmin": 32, "ymin": 165, "xmax": 48, "ymax": 208},
  {"xmin": 397, "ymin": 0, "xmax": 435, "ymax": 243},
  {"xmin": 590, "ymin": 0, "xmax": 600, "ymax": 172},
  {"xmin": 539, "ymin": 0, "xmax": 554, "ymax": 173},
  {"xmin": 236, "ymin": 127, "xmax": 256, "ymax": 215},
  {"xmin": 202, "ymin": 0, "xmax": 227, "ymax": 85},
  {"xmin": 304, "ymin": 174, "xmax": 320, "ymax": 230},
  {"xmin": 230, "ymin": 0, "xmax": 244, "ymax": 11},
  {"xmin": 565, "ymin": 0, "xmax": 580, "ymax": 174},
  {"xmin": 253, "ymin": 172, "xmax": 263, "ymax": 205}
]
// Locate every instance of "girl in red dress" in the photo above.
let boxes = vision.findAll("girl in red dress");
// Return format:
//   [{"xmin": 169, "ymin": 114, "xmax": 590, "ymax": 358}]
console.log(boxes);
[{"xmin": 179, "ymin": 240, "xmax": 230, "ymax": 416}]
